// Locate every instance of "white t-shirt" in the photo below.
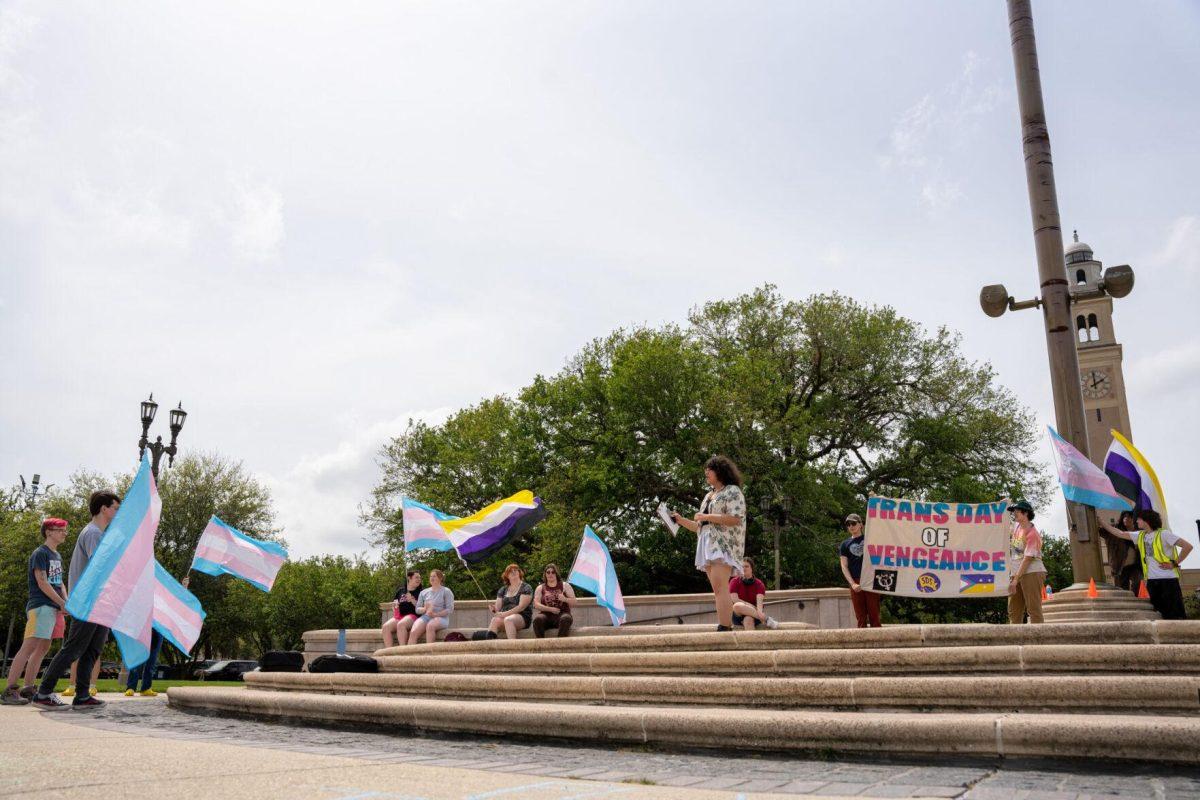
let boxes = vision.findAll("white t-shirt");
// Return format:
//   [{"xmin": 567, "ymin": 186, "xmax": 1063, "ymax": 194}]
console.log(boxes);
[{"xmin": 1136, "ymin": 528, "xmax": 1183, "ymax": 580}]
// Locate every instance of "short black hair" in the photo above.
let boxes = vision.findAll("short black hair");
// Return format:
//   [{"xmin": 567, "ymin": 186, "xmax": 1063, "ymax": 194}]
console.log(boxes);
[
  {"xmin": 89, "ymin": 490, "xmax": 119, "ymax": 517},
  {"xmin": 742, "ymin": 556, "xmax": 755, "ymax": 571},
  {"xmin": 1137, "ymin": 508, "xmax": 1163, "ymax": 530},
  {"xmin": 406, "ymin": 570, "xmax": 421, "ymax": 580},
  {"xmin": 704, "ymin": 455, "xmax": 743, "ymax": 488}
]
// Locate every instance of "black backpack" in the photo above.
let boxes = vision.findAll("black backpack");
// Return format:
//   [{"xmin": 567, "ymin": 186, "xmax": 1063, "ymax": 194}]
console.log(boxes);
[
  {"xmin": 307, "ymin": 653, "xmax": 379, "ymax": 674},
  {"xmin": 259, "ymin": 651, "xmax": 305, "ymax": 673}
]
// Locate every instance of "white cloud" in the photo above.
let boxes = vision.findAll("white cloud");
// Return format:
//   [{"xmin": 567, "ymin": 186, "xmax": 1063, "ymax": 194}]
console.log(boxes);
[
  {"xmin": 226, "ymin": 177, "xmax": 284, "ymax": 263},
  {"xmin": 1153, "ymin": 215, "xmax": 1200, "ymax": 277},
  {"xmin": 263, "ymin": 408, "xmax": 455, "ymax": 558},
  {"xmin": 920, "ymin": 179, "xmax": 964, "ymax": 211},
  {"xmin": 881, "ymin": 50, "xmax": 1004, "ymax": 211},
  {"xmin": 1128, "ymin": 342, "xmax": 1200, "ymax": 399}
]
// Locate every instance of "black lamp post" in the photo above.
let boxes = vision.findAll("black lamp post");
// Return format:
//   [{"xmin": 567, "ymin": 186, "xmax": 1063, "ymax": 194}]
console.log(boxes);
[{"xmin": 137, "ymin": 393, "xmax": 188, "ymax": 479}]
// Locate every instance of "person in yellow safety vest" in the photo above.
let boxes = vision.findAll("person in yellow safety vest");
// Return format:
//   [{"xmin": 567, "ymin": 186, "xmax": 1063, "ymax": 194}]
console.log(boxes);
[{"xmin": 1100, "ymin": 508, "xmax": 1193, "ymax": 620}]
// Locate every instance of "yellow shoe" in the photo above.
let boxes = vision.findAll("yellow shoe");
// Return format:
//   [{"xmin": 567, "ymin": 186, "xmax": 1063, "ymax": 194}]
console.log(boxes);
[
  {"xmin": 62, "ymin": 687, "xmax": 75, "ymax": 697},
  {"xmin": 124, "ymin": 689, "xmax": 135, "ymax": 697},
  {"xmin": 89, "ymin": 686, "xmax": 97, "ymax": 697},
  {"xmin": 138, "ymin": 689, "xmax": 158, "ymax": 698}
]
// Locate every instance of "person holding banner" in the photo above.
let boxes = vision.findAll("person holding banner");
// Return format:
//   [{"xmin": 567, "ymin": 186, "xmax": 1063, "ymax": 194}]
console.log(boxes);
[
  {"xmin": 839, "ymin": 514, "xmax": 881, "ymax": 628},
  {"xmin": 1099, "ymin": 509, "xmax": 1191, "ymax": 620},
  {"xmin": 1007, "ymin": 500, "xmax": 1046, "ymax": 624},
  {"xmin": 671, "ymin": 455, "xmax": 747, "ymax": 632}
]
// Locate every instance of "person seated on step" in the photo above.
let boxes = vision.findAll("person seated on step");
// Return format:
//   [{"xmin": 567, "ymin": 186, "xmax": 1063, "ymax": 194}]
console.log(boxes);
[
  {"xmin": 487, "ymin": 563, "xmax": 533, "ymax": 639},
  {"xmin": 408, "ymin": 569, "xmax": 454, "ymax": 645},
  {"xmin": 382, "ymin": 570, "xmax": 422, "ymax": 648},
  {"xmin": 729, "ymin": 557, "xmax": 779, "ymax": 631},
  {"xmin": 532, "ymin": 563, "xmax": 577, "ymax": 638}
]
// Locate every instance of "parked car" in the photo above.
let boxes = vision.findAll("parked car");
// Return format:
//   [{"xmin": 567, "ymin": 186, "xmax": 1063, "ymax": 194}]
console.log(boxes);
[
  {"xmin": 189, "ymin": 660, "xmax": 219, "ymax": 679},
  {"xmin": 199, "ymin": 660, "xmax": 259, "ymax": 681},
  {"xmin": 98, "ymin": 661, "xmax": 121, "ymax": 679}
]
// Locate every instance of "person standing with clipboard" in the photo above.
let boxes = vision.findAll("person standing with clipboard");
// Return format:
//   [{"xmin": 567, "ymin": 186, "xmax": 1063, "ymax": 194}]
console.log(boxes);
[{"xmin": 669, "ymin": 456, "xmax": 747, "ymax": 632}]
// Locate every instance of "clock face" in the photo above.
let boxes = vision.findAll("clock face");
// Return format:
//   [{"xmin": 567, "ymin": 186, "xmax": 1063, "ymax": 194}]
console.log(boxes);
[{"xmin": 1081, "ymin": 369, "xmax": 1112, "ymax": 399}]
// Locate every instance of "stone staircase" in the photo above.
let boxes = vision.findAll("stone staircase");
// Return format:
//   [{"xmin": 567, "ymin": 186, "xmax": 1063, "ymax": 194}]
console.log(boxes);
[{"xmin": 168, "ymin": 620, "xmax": 1200, "ymax": 764}]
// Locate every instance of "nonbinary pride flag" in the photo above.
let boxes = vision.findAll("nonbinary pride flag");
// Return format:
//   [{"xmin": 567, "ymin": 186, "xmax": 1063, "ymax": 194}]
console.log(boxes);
[
  {"xmin": 402, "ymin": 497, "xmax": 457, "ymax": 552},
  {"xmin": 192, "ymin": 515, "xmax": 287, "ymax": 592},
  {"xmin": 1104, "ymin": 430, "xmax": 1169, "ymax": 527},
  {"xmin": 440, "ymin": 491, "xmax": 548, "ymax": 564},
  {"xmin": 568, "ymin": 525, "xmax": 626, "ymax": 627},
  {"xmin": 1047, "ymin": 426, "xmax": 1133, "ymax": 511},
  {"xmin": 65, "ymin": 455, "xmax": 158, "ymax": 669},
  {"xmin": 153, "ymin": 562, "xmax": 205, "ymax": 656}
]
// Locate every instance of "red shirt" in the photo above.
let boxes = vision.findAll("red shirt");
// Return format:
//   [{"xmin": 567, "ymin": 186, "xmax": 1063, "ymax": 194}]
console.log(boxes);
[{"xmin": 729, "ymin": 577, "xmax": 766, "ymax": 605}]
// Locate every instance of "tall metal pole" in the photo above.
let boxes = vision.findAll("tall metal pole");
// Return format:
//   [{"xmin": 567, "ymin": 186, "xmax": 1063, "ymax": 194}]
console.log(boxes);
[{"xmin": 1007, "ymin": 0, "xmax": 1104, "ymax": 585}]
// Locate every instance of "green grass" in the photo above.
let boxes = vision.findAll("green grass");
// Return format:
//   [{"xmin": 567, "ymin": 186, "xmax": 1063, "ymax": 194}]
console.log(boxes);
[{"xmin": 51, "ymin": 679, "xmax": 245, "ymax": 693}]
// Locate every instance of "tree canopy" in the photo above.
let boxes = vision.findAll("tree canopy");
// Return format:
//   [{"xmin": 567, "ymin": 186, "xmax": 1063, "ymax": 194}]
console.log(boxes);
[
  {"xmin": 366, "ymin": 285, "xmax": 1050, "ymax": 599},
  {"xmin": 3, "ymin": 453, "xmax": 407, "ymax": 661}
]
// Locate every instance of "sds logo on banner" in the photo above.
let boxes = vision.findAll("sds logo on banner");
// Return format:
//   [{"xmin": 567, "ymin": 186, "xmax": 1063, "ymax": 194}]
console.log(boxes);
[{"xmin": 915, "ymin": 572, "xmax": 941, "ymax": 593}]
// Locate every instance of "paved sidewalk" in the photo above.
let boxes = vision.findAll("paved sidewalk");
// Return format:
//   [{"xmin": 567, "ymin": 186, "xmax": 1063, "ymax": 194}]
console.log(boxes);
[
  {"xmin": 0, "ymin": 697, "xmax": 863, "ymax": 800},
  {"xmin": 3, "ymin": 695, "xmax": 1199, "ymax": 799}
]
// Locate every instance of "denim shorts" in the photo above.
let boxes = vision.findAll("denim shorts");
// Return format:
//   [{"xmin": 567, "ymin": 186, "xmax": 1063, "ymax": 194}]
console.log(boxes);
[{"xmin": 731, "ymin": 613, "xmax": 762, "ymax": 628}]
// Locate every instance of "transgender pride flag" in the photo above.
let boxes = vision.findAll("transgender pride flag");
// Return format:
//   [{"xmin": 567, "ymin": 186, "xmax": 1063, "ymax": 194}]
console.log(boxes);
[
  {"xmin": 65, "ymin": 455, "xmax": 158, "ymax": 669},
  {"xmin": 153, "ymin": 561, "xmax": 205, "ymax": 656},
  {"xmin": 568, "ymin": 525, "xmax": 626, "ymax": 627},
  {"xmin": 402, "ymin": 497, "xmax": 457, "ymax": 552},
  {"xmin": 192, "ymin": 515, "xmax": 288, "ymax": 592},
  {"xmin": 1047, "ymin": 426, "xmax": 1133, "ymax": 511}
]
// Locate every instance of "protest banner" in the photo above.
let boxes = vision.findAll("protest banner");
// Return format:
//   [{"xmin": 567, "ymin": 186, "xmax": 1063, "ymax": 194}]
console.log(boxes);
[{"xmin": 859, "ymin": 496, "xmax": 1011, "ymax": 599}]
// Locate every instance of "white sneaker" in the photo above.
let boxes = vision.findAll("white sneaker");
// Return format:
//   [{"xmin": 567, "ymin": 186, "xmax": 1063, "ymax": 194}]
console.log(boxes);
[{"xmin": 764, "ymin": 616, "xmax": 780, "ymax": 630}]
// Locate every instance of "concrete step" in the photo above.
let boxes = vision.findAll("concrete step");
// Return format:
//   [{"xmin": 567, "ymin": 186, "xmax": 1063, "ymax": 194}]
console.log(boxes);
[
  {"xmin": 303, "ymin": 622, "xmax": 815, "ymax": 660},
  {"xmin": 166, "ymin": 687, "xmax": 1200, "ymax": 764},
  {"xmin": 243, "ymin": 671, "xmax": 1200, "ymax": 712},
  {"xmin": 373, "ymin": 619, "xmax": 1200, "ymax": 658},
  {"xmin": 369, "ymin": 643, "xmax": 1200, "ymax": 677}
]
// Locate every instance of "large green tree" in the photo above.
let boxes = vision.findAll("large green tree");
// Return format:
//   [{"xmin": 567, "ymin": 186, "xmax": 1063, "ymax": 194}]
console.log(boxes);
[{"xmin": 366, "ymin": 286, "xmax": 1050, "ymax": 600}]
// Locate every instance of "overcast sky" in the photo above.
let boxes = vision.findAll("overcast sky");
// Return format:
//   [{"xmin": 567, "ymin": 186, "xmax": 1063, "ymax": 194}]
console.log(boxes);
[{"xmin": 2, "ymin": 1, "xmax": 1197, "ymax": 567}]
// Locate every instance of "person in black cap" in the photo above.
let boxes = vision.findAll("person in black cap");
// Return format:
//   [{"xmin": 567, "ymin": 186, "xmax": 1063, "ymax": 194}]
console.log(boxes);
[
  {"xmin": 1008, "ymin": 500, "xmax": 1046, "ymax": 624},
  {"xmin": 839, "ymin": 513, "xmax": 880, "ymax": 627}
]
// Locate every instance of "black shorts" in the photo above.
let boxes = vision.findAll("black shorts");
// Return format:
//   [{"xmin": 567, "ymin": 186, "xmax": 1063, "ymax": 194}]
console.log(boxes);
[{"xmin": 732, "ymin": 613, "xmax": 761, "ymax": 628}]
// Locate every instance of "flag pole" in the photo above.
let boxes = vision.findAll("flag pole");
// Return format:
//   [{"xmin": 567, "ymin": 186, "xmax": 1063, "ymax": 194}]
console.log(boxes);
[{"xmin": 456, "ymin": 555, "xmax": 489, "ymax": 600}]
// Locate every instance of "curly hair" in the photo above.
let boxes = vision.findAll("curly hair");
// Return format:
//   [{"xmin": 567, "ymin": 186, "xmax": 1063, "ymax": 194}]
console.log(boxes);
[{"xmin": 705, "ymin": 455, "xmax": 743, "ymax": 488}]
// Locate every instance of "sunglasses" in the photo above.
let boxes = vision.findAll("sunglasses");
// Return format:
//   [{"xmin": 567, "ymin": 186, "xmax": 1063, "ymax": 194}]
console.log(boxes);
[{"xmin": 545, "ymin": 570, "xmax": 557, "ymax": 575}]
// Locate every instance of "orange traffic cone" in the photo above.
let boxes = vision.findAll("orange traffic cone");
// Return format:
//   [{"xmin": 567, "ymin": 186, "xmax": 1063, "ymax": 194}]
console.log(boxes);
[
  {"xmin": 1087, "ymin": 577, "xmax": 1099, "ymax": 599},
  {"xmin": 1138, "ymin": 581, "xmax": 1150, "ymax": 599}
]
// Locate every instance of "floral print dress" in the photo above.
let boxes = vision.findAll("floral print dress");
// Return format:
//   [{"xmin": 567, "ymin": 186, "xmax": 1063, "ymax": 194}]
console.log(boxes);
[{"xmin": 694, "ymin": 484, "xmax": 747, "ymax": 576}]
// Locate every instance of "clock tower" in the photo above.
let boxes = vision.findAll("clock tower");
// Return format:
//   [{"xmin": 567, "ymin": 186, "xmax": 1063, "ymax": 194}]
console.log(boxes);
[{"xmin": 1067, "ymin": 232, "xmax": 1132, "ymax": 467}]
